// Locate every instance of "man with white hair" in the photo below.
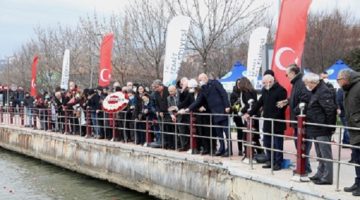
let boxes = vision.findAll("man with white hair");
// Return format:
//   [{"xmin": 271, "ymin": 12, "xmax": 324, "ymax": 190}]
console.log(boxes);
[
  {"xmin": 244, "ymin": 74, "xmax": 287, "ymax": 170},
  {"xmin": 303, "ymin": 72, "xmax": 337, "ymax": 185},
  {"xmin": 176, "ymin": 77, "xmax": 194, "ymax": 152}
]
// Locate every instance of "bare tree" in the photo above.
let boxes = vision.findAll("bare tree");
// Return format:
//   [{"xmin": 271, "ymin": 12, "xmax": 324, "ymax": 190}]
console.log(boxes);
[
  {"xmin": 166, "ymin": 0, "xmax": 267, "ymax": 73},
  {"xmin": 126, "ymin": 0, "xmax": 172, "ymax": 80},
  {"xmin": 303, "ymin": 10, "xmax": 360, "ymax": 72}
]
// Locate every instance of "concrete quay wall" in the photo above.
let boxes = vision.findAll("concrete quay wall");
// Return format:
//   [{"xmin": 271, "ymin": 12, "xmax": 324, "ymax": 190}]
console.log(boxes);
[{"xmin": 0, "ymin": 126, "xmax": 330, "ymax": 200}]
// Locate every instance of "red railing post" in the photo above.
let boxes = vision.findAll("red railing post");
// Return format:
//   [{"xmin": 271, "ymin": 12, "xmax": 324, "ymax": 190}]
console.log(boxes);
[
  {"xmin": 9, "ymin": 102, "xmax": 13, "ymax": 124},
  {"xmin": 189, "ymin": 112, "xmax": 197, "ymax": 154},
  {"xmin": 292, "ymin": 113, "xmax": 310, "ymax": 181},
  {"xmin": 291, "ymin": 102, "xmax": 310, "ymax": 182},
  {"xmin": 33, "ymin": 108, "xmax": 37, "ymax": 130},
  {"xmin": 86, "ymin": 107, "xmax": 91, "ymax": 138},
  {"xmin": 20, "ymin": 102, "xmax": 24, "ymax": 126},
  {"xmin": 64, "ymin": 109, "xmax": 68, "ymax": 134},
  {"xmin": 0, "ymin": 105, "xmax": 3, "ymax": 124},
  {"xmin": 111, "ymin": 113, "xmax": 116, "ymax": 141},
  {"xmin": 145, "ymin": 117, "xmax": 151, "ymax": 146}
]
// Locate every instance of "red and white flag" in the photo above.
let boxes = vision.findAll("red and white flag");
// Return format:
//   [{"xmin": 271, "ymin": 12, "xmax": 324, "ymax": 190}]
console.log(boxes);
[
  {"xmin": 98, "ymin": 33, "xmax": 114, "ymax": 87},
  {"xmin": 271, "ymin": 0, "xmax": 312, "ymax": 93},
  {"xmin": 30, "ymin": 55, "xmax": 39, "ymax": 97}
]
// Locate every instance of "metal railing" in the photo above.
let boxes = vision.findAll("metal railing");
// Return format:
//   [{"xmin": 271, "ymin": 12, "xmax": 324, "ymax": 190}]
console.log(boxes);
[{"xmin": 0, "ymin": 103, "xmax": 358, "ymax": 193}]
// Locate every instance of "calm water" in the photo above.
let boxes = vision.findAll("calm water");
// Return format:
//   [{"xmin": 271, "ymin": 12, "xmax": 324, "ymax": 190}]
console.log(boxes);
[{"xmin": 0, "ymin": 148, "xmax": 155, "ymax": 200}]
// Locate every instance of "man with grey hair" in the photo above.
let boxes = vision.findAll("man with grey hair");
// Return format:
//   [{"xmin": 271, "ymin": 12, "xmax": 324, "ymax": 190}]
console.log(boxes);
[
  {"xmin": 244, "ymin": 74, "xmax": 287, "ymax": 170},
  {"xmin": 303, "ymin": 72, "xmax": 337, "ymax": 185},
  {"xmin": 338, "ymin": 69, "xmax": 360, "ymax": 196},
  {"xmin": 152, "ymin": 79, "xmax": 170, "ymax": 147}
]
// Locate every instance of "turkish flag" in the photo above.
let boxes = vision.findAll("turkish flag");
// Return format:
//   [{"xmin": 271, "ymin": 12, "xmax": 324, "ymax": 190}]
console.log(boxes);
[
  {"xmin": 271, "ymin": 0, "xmax": 312, "ymax": 93},
  {"xmin": 30, "ymin": 55, "xmax": 39, "ymax": 97},
  {"xmin": 271, "ymin": 0, "xmax": 312, "ymax": 136},
  {"xmin": 98, "ymin": 33, "xmax": 114, "ymax": 87}
]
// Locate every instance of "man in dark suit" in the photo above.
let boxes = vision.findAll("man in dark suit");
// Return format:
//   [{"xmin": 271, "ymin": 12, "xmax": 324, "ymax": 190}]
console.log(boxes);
[{"xmin": 180, "ymin": 73, "xmax": 231, "ymax": 156}]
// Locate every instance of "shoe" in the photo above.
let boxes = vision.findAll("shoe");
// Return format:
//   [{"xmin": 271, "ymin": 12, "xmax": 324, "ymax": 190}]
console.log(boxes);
[
  {"xmin": 215, "ymin": 151, "xmax": 224, "ymax": 156},
  {"xmin": 177, "ymin": 147, "xmax": 187, "ymax": 152},
  {"xmin": 349, "ymin": 159, "xmax": 355, "ymax": 164},
  {"xmin": 221, "ymin": 152, "xmax": 233, "ymax": 157},
  {"xmin": 200, "ymin": 150, "xmax": 209, "ymax": 155},
  {"xmin": 262, "ymin": 164, "xmax": 271, "ymax": 169},
  {"xmin": 353, "ymin": 188, "xmax": 360, "ymax": 196},
  {"xmin": 313, "ymin": 179, "xmax": 332, "ymax": 185},
  {"xmin": 310, "ymin": 175, "xmax": 320, "ymax": 181},
  {"xmin": 273, "ymin": 164, "xmax": 281, "ymax": 171},
  {"xmin": 344, "ymin": 183, "xmax": 359, "ymax": 192},
  {"xmin": 238, "ymin": 152, "xmax": 243, "ymax": 156}
]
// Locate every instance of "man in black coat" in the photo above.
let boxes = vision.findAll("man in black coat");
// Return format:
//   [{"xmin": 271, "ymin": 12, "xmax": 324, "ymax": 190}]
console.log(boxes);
[
  {"xmin": 244, "ymin": 74, "xmax": 287, "ymax": 170},
  {"xmin": 338, "ymin": 69, "xmax": 360, "ymax": 196},
  {"xmin": 175, "ymin": 78, "xmax": 195, "ymax": 151},
  {"xmin": 303, "ymin": 72, "xmax": 337, "ymax": 185},
  {"xmin": 152, "ymin": 79, "xmax": 170, "ymax": 147},
  {"xmin": 87, "ymin": 89, "xmax": 102, "ymax": 138},
  {"xmin": 23, "ymin": 92, "xmax": 35, "ymax": 127},
  {"xmin": 181, "ymin": 73, "xmax": 231, "ymax": 156},
  {"xmin": 277, "ymin": 64, "xmax": 312, "ymax": 173}
]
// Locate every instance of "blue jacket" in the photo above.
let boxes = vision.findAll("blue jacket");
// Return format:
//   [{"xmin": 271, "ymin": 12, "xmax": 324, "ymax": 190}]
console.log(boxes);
[
  {"xmin": 189, "ymin": 79, "xmax": 230, "ymax": 123},
  {"xmin": 140, "ymin": 102, "xmax": 157, "ymax": 121}
]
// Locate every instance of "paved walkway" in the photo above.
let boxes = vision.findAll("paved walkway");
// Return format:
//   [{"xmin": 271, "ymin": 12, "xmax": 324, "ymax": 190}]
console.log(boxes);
[{"xmin": 198, "ymin": 131, "xmax": 356, "ymax": 200}]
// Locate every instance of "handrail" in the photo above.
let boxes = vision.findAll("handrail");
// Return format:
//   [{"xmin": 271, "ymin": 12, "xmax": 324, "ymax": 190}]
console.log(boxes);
[{"xmin": 0, "ymin": 105, "xmax": 358, "ymax": 193}]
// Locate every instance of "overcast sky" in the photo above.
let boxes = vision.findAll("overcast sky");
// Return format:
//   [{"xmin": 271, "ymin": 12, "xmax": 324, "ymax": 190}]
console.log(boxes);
[{"xmin": 0, "ymin": 0, "xmax": 359, "ymax": 59}]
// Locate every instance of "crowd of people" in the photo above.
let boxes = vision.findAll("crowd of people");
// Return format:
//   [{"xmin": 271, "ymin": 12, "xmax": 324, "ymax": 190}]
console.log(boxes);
[{"xmin": 10, "ymin": 64, "xmax": 360, "ymax": 196}]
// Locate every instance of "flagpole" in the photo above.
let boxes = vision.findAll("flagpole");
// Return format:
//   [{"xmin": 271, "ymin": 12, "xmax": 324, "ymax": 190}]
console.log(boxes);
[
  {"xmin": 89, "ymin": 33, "xmax": 102, "ymax": 89},
  {"xmin": 7, "ymin": 57, "xmax": 9, "ymax": 106},
  {"xmin": 5, "ymin": 56, "xmax": 15, "ymax": 106}
]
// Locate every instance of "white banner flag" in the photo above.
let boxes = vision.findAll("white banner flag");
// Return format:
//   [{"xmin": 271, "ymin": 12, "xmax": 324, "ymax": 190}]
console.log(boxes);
[
  {"xmin": 163, "ymin": 16, "xmax": 191, "ymax": 86},
  {"xmin": 246, "ymin": 27, "xmax": 269, "ymax": 85},
  {"xmin": 60, "ymin": 49, "xmax": 70, "ymax": 90}
]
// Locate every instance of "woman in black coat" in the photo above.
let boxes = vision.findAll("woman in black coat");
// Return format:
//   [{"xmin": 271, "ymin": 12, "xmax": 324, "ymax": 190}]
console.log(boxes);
[{"xmin": 230, "ymin": 77, "xmax": 262, "ymax": 156}]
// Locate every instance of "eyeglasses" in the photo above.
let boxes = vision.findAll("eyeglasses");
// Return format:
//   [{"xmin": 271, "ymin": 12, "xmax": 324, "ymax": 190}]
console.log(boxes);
[{"xmin": 336, "ymin": 78, "xmax": 344, "ymax": 81}]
